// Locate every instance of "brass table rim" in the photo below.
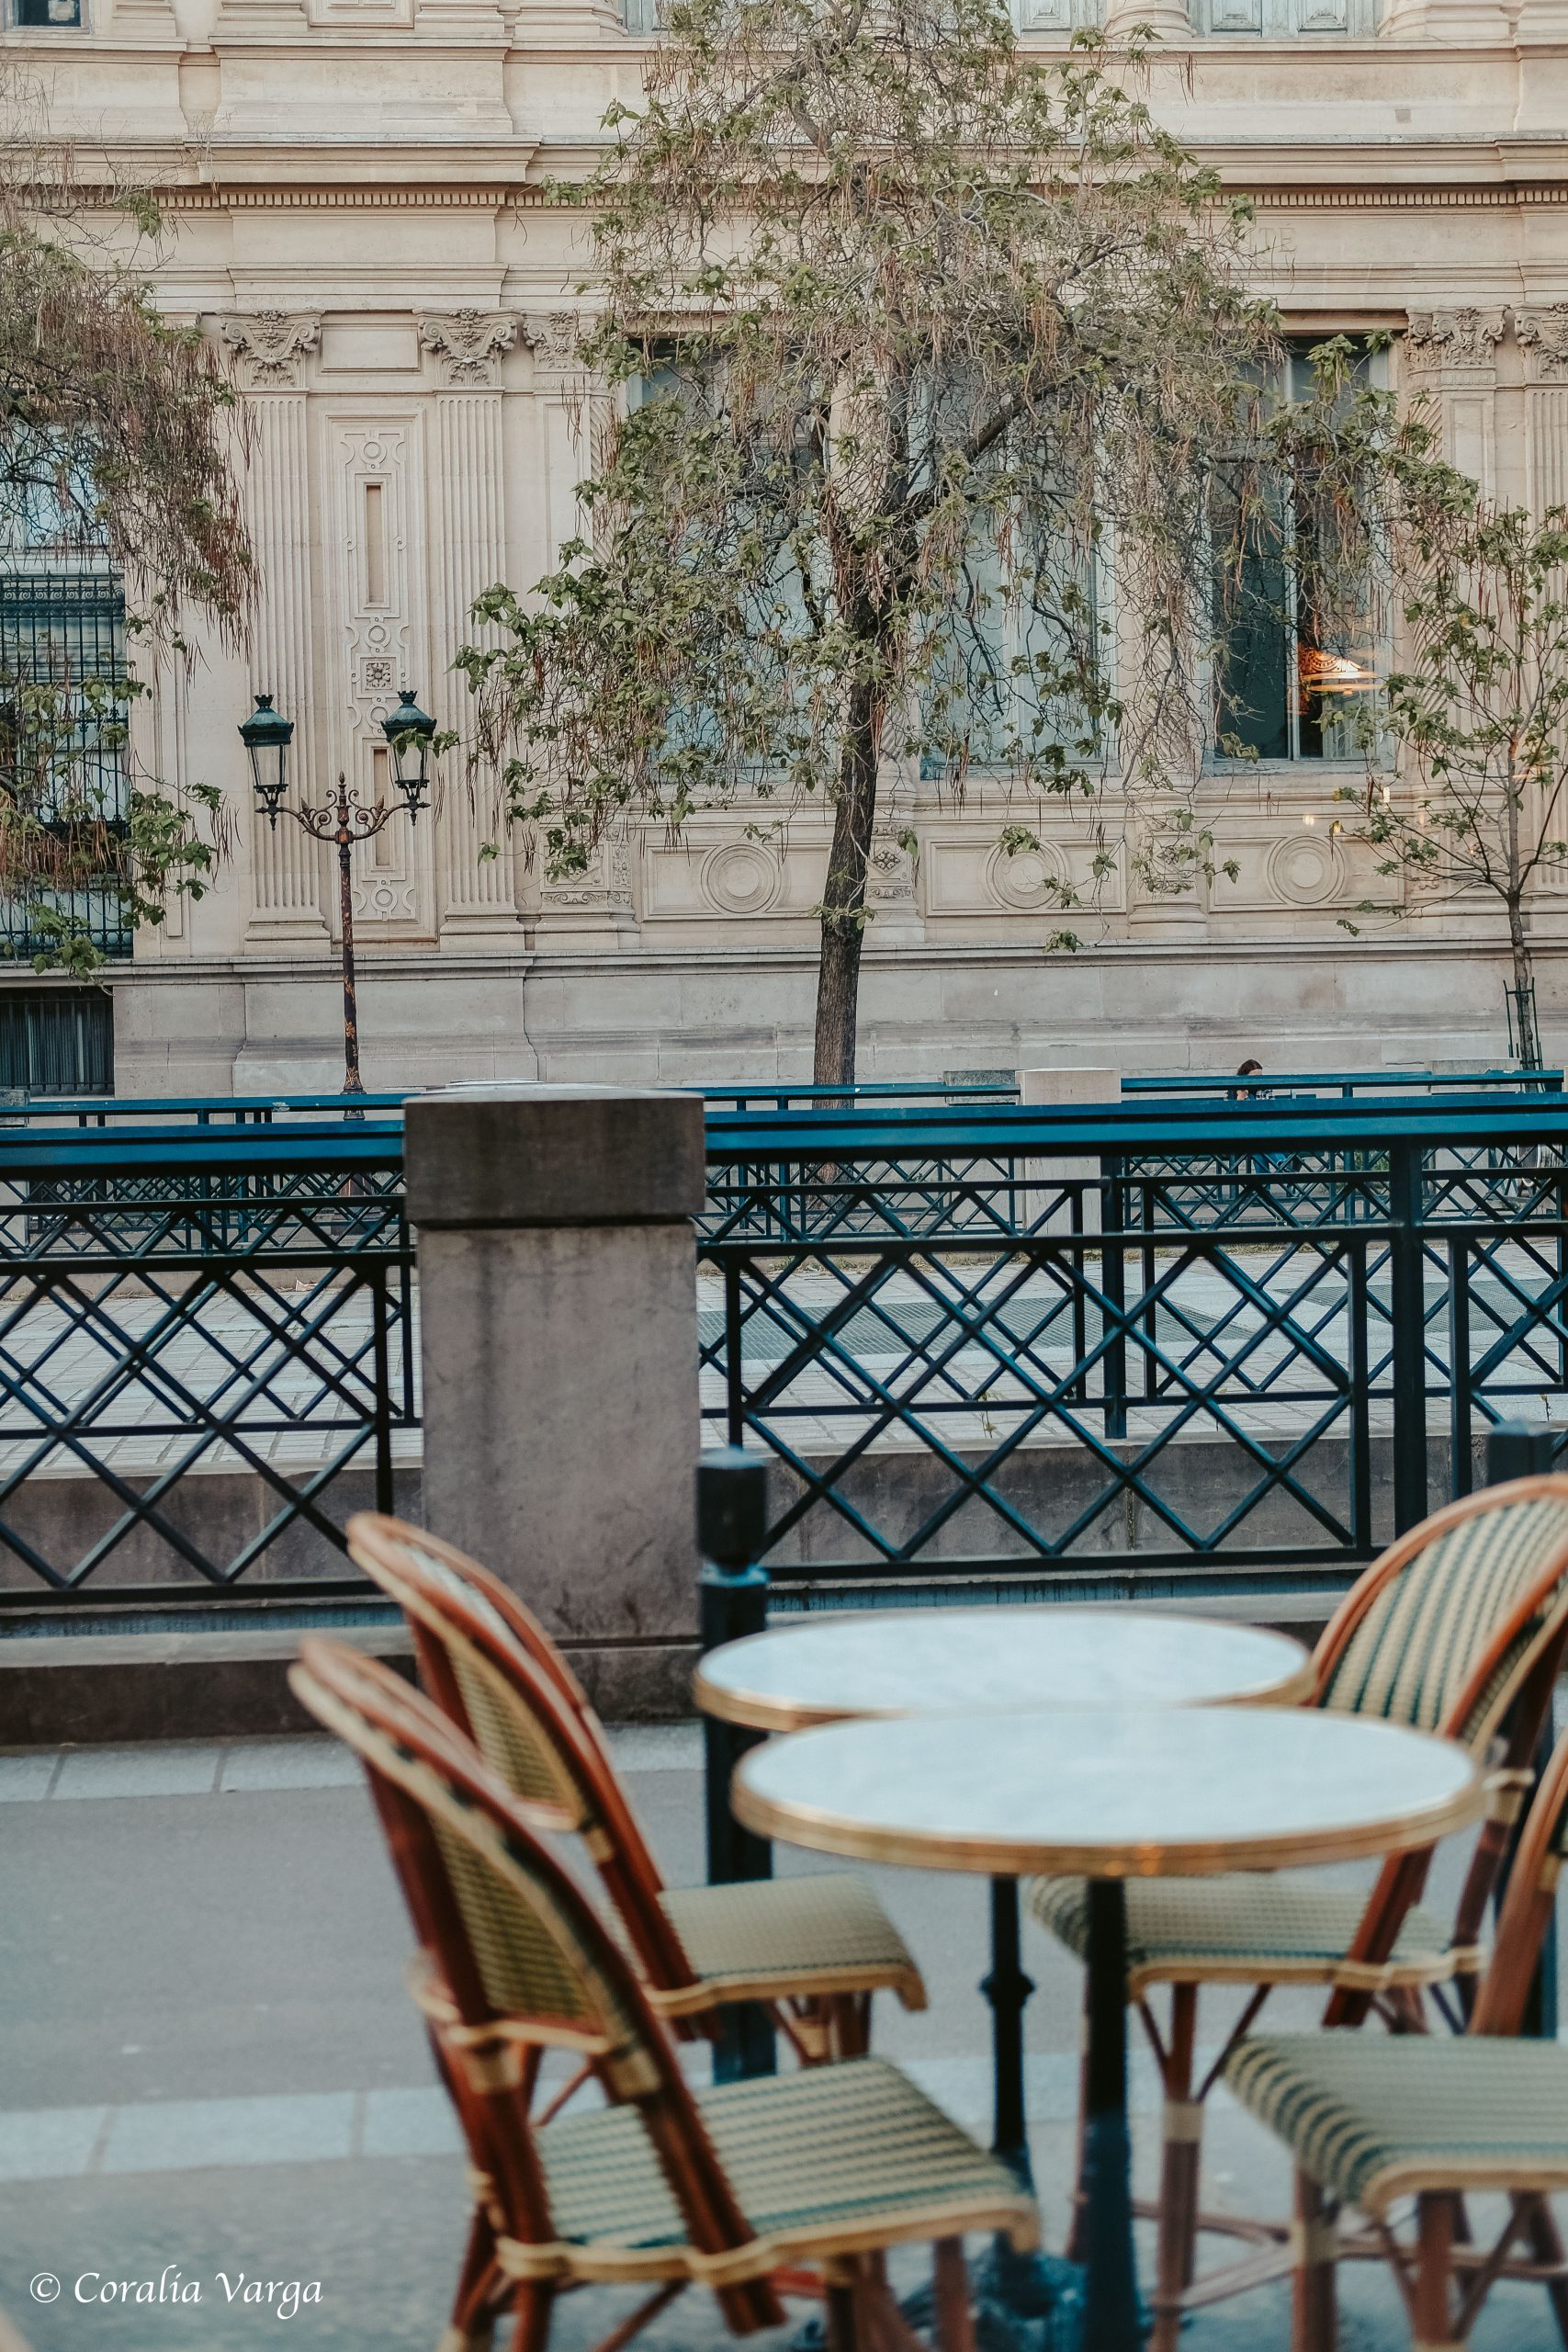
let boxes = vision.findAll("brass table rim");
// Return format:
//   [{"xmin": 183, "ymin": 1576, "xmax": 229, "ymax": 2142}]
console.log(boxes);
[
  {"xmin": 694, "ymin": 1607, "xmax": 1315, "ymax": 1734},
  {"xmin": 729, "ymin": 1714, "xmax": 1485, "ymax": 1881}
]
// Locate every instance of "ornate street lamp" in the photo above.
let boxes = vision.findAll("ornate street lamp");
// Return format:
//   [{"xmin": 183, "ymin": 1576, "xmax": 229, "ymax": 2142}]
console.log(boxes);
[
  {"xmin": 382, "ymin": 688, "xmax": 436, "ymax": 820},
  {"xmin": 237, "ymin": 689, "xmax": 440, "ymax": 1105},
  {"xmin": 238, "ymin": 694, "xmax": 294, "ymax": 828}
]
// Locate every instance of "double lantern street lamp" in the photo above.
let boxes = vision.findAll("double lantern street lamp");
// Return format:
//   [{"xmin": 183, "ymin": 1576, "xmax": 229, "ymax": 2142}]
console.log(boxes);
[{"xmin": 237, "ymin": 690, "xmax": 437, "ymax": 1105}]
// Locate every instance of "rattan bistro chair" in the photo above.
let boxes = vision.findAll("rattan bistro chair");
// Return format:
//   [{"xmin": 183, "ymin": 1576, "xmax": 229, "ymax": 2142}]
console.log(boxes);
[
  {"xmin": 347, "ymin": 1512, "xmax": 926, "ymax": 2064},
  {"xmin": 1225, "ymin": 1724, "xmax": 1568, "ymax": 2352},
  {"xmin": 1030, "ymin": 1475, "xmax": 1568, "ymax": 2351},
  {"xmin": 290, "ymin": 1636, "xmax": 1037, "ymax": 2352}
]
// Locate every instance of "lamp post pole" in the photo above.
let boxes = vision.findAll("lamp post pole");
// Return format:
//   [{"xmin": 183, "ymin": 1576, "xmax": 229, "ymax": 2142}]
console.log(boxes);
[
  {"xmin": 238, "ymin": 689, "xmax": 436, "ymax": 1112},
  {"xmin": 290, "ymin": 773, "xmax": 397, "ymax": 1103}
]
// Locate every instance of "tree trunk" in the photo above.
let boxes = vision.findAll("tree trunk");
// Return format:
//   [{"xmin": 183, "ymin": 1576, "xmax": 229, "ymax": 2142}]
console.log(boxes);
[
  {"xmin": 1507, "ymin": 893, "xmax": 1543, "ymax": 1069},
  {"xmin": 813, "ymin": 678, "xmax": 880, "ymax": 1088}
]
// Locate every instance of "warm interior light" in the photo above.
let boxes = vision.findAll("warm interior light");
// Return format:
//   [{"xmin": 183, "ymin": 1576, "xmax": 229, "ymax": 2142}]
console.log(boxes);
[{"xmin": 1297, "ymin": 644, "xmax": 1380, "ymax": 696}]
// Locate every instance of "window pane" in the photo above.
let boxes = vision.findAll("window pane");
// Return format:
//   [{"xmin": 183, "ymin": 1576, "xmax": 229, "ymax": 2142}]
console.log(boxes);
[
  {"xmin": 0, "ymin": 571, "xmax": 130, "ymax": 961},
  {"xmin": 1212, "ymin": 336, "xmax": 1382, "ymax": 763},
  {"xmin": 1213, "ymin": 497, "xmax": 1290, "ymax": 763}
]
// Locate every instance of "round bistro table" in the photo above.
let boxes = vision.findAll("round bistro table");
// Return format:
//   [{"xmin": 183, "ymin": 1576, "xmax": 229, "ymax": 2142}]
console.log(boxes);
[
  {"xmin": 732, "ymin": 1706, "xmax": 1484, "ymax": 2352},
  {"xmin": 695, "ymin": 1609, "xmax": 1315, "ymax": 2345},
  {"xmin": 694, "ymin": 1604, "xmax": 1316, "ymax": 1732},
  {"xmin": 694, "ymin": 1607, "xmax": 1313, "ymax": 2175}
]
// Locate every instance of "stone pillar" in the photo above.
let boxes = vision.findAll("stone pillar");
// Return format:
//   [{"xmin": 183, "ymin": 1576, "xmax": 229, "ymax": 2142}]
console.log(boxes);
[
  {"xmin": 1019, "ymin": 1068, "xmax": 1122, "ymax": 1231},
  {"xmin": 1020, "ymin": 1068, "xmax": 1122, "ymax": 1109},
  {"xmin": 405, "ymin": 1084, "xmax": 707, "ymax": 1715}
]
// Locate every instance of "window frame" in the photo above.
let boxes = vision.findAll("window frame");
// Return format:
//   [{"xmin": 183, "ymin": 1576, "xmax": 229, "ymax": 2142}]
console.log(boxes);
[{"xmin": 1205, "ymin": 335, "xmax": 1388, "ymax": 775}]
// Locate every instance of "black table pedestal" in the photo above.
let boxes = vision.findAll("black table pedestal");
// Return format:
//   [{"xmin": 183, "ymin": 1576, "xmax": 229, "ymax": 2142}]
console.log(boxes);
[
  {"xmin": 967, "ymin": 1876, "xmax": 1086, "ymax": 2350},
  {"xmin": 1077, "ymin": 1879, "xmax": 1141, "ymax": 2352}
]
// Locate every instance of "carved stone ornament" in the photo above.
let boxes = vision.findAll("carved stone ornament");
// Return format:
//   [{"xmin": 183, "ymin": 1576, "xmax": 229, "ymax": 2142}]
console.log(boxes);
[
  {"xmin": 1404, "ymin": 307, "xmax": 1507, "ymax": 374},
  {"xmin": 700, "ymin": 839, "xmax": 782, "ymax": 917},
  {"xmin": 986, "ymin": 837, "xmax": 1067, "ymax": 913},
  {"xmin": 867, "ymin": 838, "xmax": 915, "ymax": 903},
  {"xmin": 220, "ymin": 310, "xmax": 321, "ymax": 390},
  {"xmin": 1517, "ymin": 306, "xmax": 1568, "ymax": 381},
  {"xmin": 1267, "ymin": 829, "xmax": 1344, "ymax": 910},
  {"xmin": 522, "ymin": 311, "xmax": 581, "ymax": 373},
  {"xmin": 417, "ymin": 310, "xmax": 520, "ymax": 390}
]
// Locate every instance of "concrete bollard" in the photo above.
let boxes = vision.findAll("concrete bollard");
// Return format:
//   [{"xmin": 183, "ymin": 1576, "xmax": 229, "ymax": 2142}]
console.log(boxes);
[
  {"xmin": 1018, "ymin": 1066, "xmax": 1122, "ymax": 1233},
  {"xmin": 404, "ymin": 1083, "xmax": 707, "ymax": 1718}
]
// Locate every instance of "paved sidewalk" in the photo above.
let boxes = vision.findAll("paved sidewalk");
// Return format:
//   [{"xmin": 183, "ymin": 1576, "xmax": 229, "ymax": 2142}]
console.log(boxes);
[{"xmin": 0, "ymin": 1724, "xmax": 1561, "ymax": 2349}]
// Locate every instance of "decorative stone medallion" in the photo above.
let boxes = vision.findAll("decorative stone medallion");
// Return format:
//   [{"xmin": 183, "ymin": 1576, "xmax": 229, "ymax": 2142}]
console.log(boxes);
[
  {"xmin": 1267, "ymin": 830, "xmax": 1343, "ymax": 907},
  {"xmin": 700, "ymin": 840, "xmax": 783, "ymax": 916},
  {"xmin": 985, "ymin": 838, "xmax": 1067, "ymax": 911}
]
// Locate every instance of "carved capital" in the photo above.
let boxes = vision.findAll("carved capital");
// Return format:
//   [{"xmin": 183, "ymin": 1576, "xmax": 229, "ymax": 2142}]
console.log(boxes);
[
  {"xmin": 220, "ymin": 310, "xmax": 321, "ymax": 390},
  {"xmin": 1517, "ymin": 305, "xmax": 1568, "ymax": 381},
  {"xmin": 522, "ymin": 311, "xmax": 581, "ymax": 375},
  {"xmin": 1404, "ymin": 306, "xmax": 1507, "ymax": 375},
  {"xmin": 417, "ymin": 309, "xmax": 519, "ymax": 390}
]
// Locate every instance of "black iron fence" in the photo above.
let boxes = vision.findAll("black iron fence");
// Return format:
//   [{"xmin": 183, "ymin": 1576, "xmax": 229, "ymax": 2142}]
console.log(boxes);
[
  {"xmin": 3, "ymin": 1092, "xmax": 1568, "ymax": 1611},
  {"xmin": 0, "ymin": 1130, "xmax": 412, "ymax": 1605}
]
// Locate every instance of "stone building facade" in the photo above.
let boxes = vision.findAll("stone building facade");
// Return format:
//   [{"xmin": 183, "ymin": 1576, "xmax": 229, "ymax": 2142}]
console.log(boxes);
[{"xmin": 6, "ymin": 0, "xmax": 1568, "ymax": 1088}]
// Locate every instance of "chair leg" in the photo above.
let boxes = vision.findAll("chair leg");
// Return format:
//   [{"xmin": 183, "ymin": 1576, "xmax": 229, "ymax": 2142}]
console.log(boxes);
[
  {"xmin": 504, "ymin": 2285, "xmax": 556, "ymax": 2352},
  {"xmin": 1415, "ymin": 2193, "xmax": 1458, "ymax": 2352},
  {"xmin": 825, "ymin": 2280, "xmax": 861, "ymax": 2352},
  {"xmin": 1151, "ymin": 1984, "xmax": 1201, "ymax": 2352},
  {"xmin": 1292, "ymin": 2173, "xmax": 1337, "ymax": 2352},
  {"xmin": 447, "ymin": 2205, "xmax": 501, "ymax": 2350},
  {"xmin": 932, "ymin": 2239, "xmax": 976, "ymax": 2352},
  {"xmin": 1064, "ymin": 1971, "xmax": 1092, "ymax": 2264},
  {"xmin": 1520, "ymin": 2194, "xmax": 1568, "ymax": 2351}
]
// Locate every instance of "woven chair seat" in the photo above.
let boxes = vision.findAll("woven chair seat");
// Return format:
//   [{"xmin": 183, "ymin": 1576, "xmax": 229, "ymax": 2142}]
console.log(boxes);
[
  {"xmin": 1224, "ymin": 2032, "xmax": 1568, "ymax": 2217},
  {"xmin": 529, "ymin": 2055, "xmax": 1035, "ymax": 2283},
  {"xmin": 658, "ymin": 1873, "xmax": 926, "ymax": 2012},
  {"xmin": 1030, "ymin": 1873, "xmax": 1461, "ymax": 1996}
]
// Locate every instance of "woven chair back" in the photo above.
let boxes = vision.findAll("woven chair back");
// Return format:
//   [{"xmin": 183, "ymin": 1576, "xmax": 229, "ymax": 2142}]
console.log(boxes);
[
  {"xmin": 349, "ymin": 1510, "xmax": 596, "ymax": 1728},
  {"xmin": 288, "ymin": 1638, "xmax": 781, "ymax": 2333},
  {"xmin": 345, "ymin": 1516, "xmax": 699, "ymax": 1999},
  {"xmin": 1314, "ymin": 1477, "xmax": 1568, "ymax": 1751}
]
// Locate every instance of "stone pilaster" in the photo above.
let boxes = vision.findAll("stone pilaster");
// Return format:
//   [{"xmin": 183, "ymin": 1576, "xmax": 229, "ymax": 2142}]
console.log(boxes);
[
  {"xmin": 221, "ymin": 312, "xmax": 332, "ymax": 943},
  {"xmin": 418, "ymin": 312, "xmax": 524, "ymax": 937},
  {"xmin": 1403, "ymin": 308, "xmax": 1506, "ymax": 496}
]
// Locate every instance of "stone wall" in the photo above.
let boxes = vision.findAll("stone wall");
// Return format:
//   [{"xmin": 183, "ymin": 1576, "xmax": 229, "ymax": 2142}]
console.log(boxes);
[{"xmin": 13, "ymin": 0, "xmax": 1568, "ymax": 1083}]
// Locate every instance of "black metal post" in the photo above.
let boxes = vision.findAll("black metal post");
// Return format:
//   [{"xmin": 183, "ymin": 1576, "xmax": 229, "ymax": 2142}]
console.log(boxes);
[
  {"xmin": 696, "ymin": 1446, "xmax": 776, "ymax": 2081},
  {"xmin": 1388, "ymin": 1139, "xmax": 1428, "ymax": 1535},
  {"xmin": 1485, "ymin": 1419, "xmax": 1560, "ymax": 2041},
  {"xmin": 1102, "ymin": 1155, "xmax": 1127, "ymax": 1443},
  {"xmin": 1449, "ymin": 1236, "xmax": 1472, "ymax": 1501}
]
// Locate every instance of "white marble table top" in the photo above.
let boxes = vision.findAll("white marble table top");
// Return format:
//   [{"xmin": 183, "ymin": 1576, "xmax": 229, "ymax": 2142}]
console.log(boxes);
[
  {"xmin": 731, "ymin": 1706, "xmax": 1483, "ymax": 1879},
  {"xmin": 694, "ymin": 1606, "xmax": 1314, "ymax": 1731}
]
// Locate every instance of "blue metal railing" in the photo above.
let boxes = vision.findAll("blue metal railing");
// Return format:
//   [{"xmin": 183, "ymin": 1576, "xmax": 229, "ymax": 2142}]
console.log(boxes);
[
  {"xmin": 1, "ymin": 1089, "xmax": 1565, "ymax": 1611},
  {"xmin": 1122, "ymin": 1068, "xmax": 1565, "ymax": 1100},
  {"xmin": 8, "ymin": 1066, "xmax": 1562, "ymax": 1128}
]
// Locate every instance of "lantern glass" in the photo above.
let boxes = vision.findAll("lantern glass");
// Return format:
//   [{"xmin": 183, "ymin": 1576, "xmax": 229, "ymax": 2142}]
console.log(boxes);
[
  {"xmin": 238, "ymin": 694, "xmax": 294, "ymax": 829},
  {"xmin": 382, "ymin": 688, "xmax": 435, "ymax": 820}
]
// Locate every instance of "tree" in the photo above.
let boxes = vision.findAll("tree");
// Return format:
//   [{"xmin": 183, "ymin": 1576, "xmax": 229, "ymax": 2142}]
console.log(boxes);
[
  {"xmin": 0, "ymin": 74, "xmax": 252, "ymax": 974},
  {"xmin": 459, "ymin": 0, "xmax": 1286, "ymax": 1082},
  {"xmin": 1337, "ymin": 494, "xmax": 1568, "ymax": 1070}
]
